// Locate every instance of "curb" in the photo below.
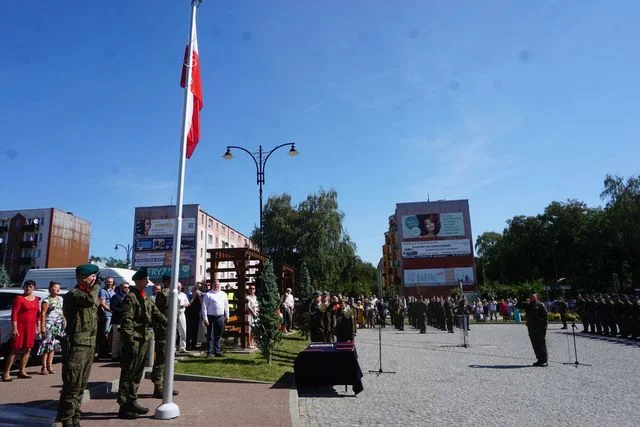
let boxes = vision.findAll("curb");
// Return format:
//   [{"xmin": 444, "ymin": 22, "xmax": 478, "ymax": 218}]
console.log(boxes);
[
  {"xmin": 143, "ymin": 370, "xmax": 272, "ymax": 384},
  {"xmin": 289, "ymin": 378, "xmax": 301, "ymax": 427}
]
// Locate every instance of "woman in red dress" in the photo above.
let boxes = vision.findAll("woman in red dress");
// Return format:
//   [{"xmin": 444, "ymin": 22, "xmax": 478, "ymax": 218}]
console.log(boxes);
[{"xmin": 2, "ymin": 280, "xmax": 41, "ymax": 382}]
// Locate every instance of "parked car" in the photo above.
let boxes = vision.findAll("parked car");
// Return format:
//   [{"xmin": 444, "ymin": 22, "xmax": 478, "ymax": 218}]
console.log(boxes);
[{"xmin": 0, "ymin": 288, "xmax": 50, "ymax": 360}]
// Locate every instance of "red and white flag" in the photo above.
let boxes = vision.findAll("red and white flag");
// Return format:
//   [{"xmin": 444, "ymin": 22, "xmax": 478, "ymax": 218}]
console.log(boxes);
[{"xmin": 180, "ymin": 20, "xmax": 203, "ymax": 159}]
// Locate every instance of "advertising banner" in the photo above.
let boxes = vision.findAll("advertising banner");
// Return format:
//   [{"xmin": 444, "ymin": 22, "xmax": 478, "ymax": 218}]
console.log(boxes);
[
  {"xmin": 402, "ymin": 212, "xmax": 465, "ymax": 239},
  {"xmin": 135, "ymin": 218, "xmax": 196, "ymax": 236},
  {"xmin": 134, "ymin": 251, "xmax": 195, "ymax": 267},
  {"xmin": 133, "ymin": 252, "xmax": 166, "ymax": 267},
  {"xmin": 404, "ymin": 267, "xmax": 474, "ymax": 286},
  {"xmin": 135, "ymin": 236, "xmax": 196, "ymax": 251},
  {"xmin": 163, "ymin": 250, "xmax": 195, "ymax": 266},
  {"xmin": 401, "ymin": 239, "xmax": 471, "ymax": 258},
  {"xmin": 146, "ymin": 265, "xmax": 191, "ymax": 279}
]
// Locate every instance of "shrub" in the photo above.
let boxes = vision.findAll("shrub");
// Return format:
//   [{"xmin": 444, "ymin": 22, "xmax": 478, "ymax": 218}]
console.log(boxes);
[
  {"xmin": 547, "ymin": 312, "xmax": 561, "ymax": 322},
  {"xmin": 566, "ymin": 313, "xmax": 580, "ymax": 322}
]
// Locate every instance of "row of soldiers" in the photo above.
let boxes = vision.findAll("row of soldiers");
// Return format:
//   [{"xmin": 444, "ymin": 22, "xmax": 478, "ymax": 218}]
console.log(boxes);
[
  {"xmin": 576, "ymin": 294, "xmax": 640, "ymax": 339},
  {"xmin": 402, "ymin": 295, "xmax": 457, "ymax": 334},
  {"xmin": 308, "ymin": 291, "xmax": 357, "ymax": 343}
]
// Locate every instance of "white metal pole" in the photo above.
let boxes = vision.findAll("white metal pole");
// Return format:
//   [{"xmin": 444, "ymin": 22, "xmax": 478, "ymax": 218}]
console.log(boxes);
[{"xmin": 155, "ymin": 0, "xmax": 198, "ymax": 420}]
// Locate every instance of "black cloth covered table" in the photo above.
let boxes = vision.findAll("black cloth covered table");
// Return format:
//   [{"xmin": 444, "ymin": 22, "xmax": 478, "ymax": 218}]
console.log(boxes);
[{"xmin": 294, "ymin": 342, "xmax": 364, "ymax": 395}]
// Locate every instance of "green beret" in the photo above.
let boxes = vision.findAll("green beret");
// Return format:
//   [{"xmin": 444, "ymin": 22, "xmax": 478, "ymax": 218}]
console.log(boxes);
[
  {"xmin": 76, "ymin": 264, "xmax": 99, "ymax": 276},
  {"xmin": 132, "ymin": 267, "xmax": 148, "ymax": 281},
  {"xmin": 161, "ymin": 271, "xmax": 171, "ymax": 281}
]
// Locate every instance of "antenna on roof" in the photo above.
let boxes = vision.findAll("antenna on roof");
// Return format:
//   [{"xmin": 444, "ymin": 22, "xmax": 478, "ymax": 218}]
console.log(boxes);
[{"xmin": 427, "ymin": 193, "xmax": 430, "ymax": 202}]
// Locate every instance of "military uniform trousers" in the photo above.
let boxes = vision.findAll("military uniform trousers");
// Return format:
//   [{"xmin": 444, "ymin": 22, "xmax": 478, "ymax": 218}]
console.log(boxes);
[
  {"xmin": 118, "ymin": 338, "xmax": 150, "ymax": 405},
  {"xmin": 151, "ymin": 335, "xmax": 167, "ymax": 389},
  {"xmin": 57, "ymin": 342, "xmax": 95, "ymax": 424},
  {"xmin": 528, "ymin": 331, "xmax": 547, "ymax": 363}
]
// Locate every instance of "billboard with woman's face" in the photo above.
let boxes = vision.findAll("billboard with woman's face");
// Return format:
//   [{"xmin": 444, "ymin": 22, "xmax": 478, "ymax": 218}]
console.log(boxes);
[{"xmin": 402, "ymin": 212, "xmax": 465, "ymax": 239}]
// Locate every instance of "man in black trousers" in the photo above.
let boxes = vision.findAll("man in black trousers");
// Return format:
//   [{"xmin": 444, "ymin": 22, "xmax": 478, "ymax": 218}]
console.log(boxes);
[{"xmin": 526, "ymin": 293, "xmax": 548, "ymax": 367}]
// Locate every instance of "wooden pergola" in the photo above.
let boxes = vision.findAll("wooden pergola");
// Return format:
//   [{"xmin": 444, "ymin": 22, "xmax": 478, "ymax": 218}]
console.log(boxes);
[
  {"xmin": 274, "ymin": 263, "xmax": 296, "ymax": 295},
  {"xmin": 206, "ymin": 247, "xmax": 268, "ymax": 349}
]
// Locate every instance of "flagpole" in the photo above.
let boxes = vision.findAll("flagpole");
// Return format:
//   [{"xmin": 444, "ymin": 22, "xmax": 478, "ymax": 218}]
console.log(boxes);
[{"xmin": 155, "ymin": 0, "xmax": 199, "ymax": 420}]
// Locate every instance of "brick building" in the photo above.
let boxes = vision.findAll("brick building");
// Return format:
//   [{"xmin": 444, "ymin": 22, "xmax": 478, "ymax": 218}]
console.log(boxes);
[{"xmin": 0, "ymin": 209, "xmax": 90, "ymax": 284}]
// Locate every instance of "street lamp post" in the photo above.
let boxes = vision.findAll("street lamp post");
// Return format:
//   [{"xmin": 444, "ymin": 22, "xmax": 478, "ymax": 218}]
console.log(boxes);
[
  {"xmin": 223, "ymin": 143, "xmax": 298, "ymax": 249},
  {"xmin": 114, "ymin": 243, "xmax": 133, "ymax": 268}
]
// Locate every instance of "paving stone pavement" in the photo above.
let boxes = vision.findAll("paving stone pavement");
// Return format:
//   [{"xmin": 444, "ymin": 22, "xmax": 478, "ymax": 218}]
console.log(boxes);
[{"xmin": 297, "ymin": 323, "xmax": 640, "ymax": 426}]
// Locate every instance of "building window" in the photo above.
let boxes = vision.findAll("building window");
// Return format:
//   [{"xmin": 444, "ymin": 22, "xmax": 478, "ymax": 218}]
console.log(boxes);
[
  {"xmin": 216, "ymin": 237, "xmax": 219, "ymax": 247},
  {"xmin": 221, "ymin": 226, "xmax": 226, "ymax": 233},
  {"xmin": 208, "ymin": 218, "xmax": 213, "ymax": 228},
  {"xmin": 230, "ymin": 231, "xmax": 235, "ymax": 240},
  {"xmin": 37, "ymin": 249, "xmax": 41, "ymax": 258},
  {"xmin": 207, "ymin": 234, "xmax": 213, "ymax": 245},
  {"xmin": 200, "ymin": 230, "xmax": 204, "ymax": 240}
]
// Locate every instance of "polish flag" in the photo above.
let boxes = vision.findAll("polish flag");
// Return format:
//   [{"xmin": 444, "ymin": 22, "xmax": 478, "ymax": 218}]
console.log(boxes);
[{"xmin": 180, "ymin": 20, "xmax": 203, "ymax": 159}]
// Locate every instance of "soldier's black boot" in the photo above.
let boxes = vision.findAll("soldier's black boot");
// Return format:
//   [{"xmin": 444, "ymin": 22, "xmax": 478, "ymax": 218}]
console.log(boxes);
[
  {"xmin": 130, "ymin": 401, "xmax": 149, "ymax": 415},
  {"xmin": 118, "ymin": 405, "xmax": 139, "ymax": 419}
]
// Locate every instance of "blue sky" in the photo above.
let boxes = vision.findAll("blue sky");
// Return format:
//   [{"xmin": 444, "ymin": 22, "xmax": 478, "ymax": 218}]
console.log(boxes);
[{"xmin": 1, "ymin": 1, "xmax": 639, "ymax": 266}]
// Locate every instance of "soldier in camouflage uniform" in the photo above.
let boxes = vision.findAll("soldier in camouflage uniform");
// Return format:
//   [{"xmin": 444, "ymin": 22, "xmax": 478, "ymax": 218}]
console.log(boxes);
[
  {"xmin": 57, "ymin": 264, "xmax": 101, "ymax": 427},
  {"xmin": 117, "ymin": 268, "xmax": 167, "ymax": 419},
  {"xmin": 443, "ymin": 296, "xmax": 455, "ymax": 333},
  {"xmin": 151, "ymin": 271, "xmax": 180, "ymax": 398}
]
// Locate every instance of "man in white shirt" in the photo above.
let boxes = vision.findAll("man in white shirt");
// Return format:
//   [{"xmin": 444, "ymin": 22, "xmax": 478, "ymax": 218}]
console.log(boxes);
[
  {"xmin": 176, "ymin": 282, "xmax": 190, "ymax": 353},
  {"xmin": 283, "ymin": 288, "xmax": 295, "ymax": 332},
  {"xmin": 201, "ymin": 279, "xmax": 229, "ymax": 358}
]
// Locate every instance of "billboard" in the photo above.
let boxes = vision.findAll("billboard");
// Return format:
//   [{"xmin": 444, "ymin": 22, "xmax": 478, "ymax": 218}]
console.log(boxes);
[
  {"xmin": 135, "ymin": 218, "xmax": 196, "ymax": 237},
  {"xmin": 404, "ymin": 267, "xmax": 474, "ymax": 287},
  {"xmin": 146, "ymin": 265, "xmax": 191, "ymax": 279},
  {"xmin": 402, "ymin": 212, "xmax": 465, "ymax": 239},
  {"xmin": 134, "ymin": 250, "xmax": 195, "ymax": 267},
  {"xmin": 401, "ymin": 239, "xmax": 471, "ymax": 259},
  {"xmin": 135, "ymin": 236, "xmax": 196, "ymax": 251}
]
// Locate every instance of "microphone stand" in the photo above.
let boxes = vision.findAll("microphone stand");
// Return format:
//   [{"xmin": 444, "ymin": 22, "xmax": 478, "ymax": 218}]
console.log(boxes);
[
  {"xmin": 563, "ymin": 323, "xmax": 591, "ymax": 367},
  {"xmin": 369, "ymin": 314, "xmax": 396, "ymax": 376}
]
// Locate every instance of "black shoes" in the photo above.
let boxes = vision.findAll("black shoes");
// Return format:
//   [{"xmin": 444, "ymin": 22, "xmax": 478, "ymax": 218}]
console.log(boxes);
[
  {"xmin": 532, "ymin": 361, "xmax": 548, "ymax": 367},
  {"xmin": 118, "ymin": 407, "xmax": 138, "ymax": 420},
  {"xmin": 118, "ymin": 401, "xmax": 149, "ymax": 419}
]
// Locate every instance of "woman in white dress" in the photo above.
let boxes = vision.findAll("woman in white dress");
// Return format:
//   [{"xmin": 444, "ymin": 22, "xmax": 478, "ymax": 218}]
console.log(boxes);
[{"xmin": 246, "ymin": 284, "xmax": 259, "ymax": 348}]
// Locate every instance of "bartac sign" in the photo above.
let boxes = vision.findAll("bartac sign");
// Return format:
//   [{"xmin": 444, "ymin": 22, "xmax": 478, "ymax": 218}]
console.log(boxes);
[{"xmin": 404, "ymin": 267, "xmax": 474, "ymax": 287}]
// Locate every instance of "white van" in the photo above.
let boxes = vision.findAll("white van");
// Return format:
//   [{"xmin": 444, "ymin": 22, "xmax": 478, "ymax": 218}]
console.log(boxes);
[{"xmin": 23, "ymin": 267, "xmax": 139, "ymax": 290}]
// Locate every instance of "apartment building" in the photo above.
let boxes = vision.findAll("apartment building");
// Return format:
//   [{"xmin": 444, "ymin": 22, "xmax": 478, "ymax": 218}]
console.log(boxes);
[
  {"xmin": 0, "ymin": 208, "xmax": 90, "ymax": 284},
  {"xmin": 132, "ymin": 204, "xmax": 256, "ymax": 286}
]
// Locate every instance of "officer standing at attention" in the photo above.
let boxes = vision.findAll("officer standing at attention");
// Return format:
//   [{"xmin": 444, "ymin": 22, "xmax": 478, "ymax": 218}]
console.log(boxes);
[
  {"xmin": 308, "ymin": 291, "xmax": 325, "ymax": 342},
  {"xmin": 151, "ymin": 271, "xmax": 179, "ymax": 398},
  {"xmin": 525, "ymin": 293, "xmax": 548, "ymax": 367},
  {"xmin": 57, "ymin": 264, "xmax": 101, "ymax": 427},
  {"xmin": 117, "ymin": 267, "xmax": 167, "ymax": 419}
]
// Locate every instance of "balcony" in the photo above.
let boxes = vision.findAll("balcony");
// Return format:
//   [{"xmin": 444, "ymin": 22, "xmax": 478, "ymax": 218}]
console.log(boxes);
[
  {"xmin": 19, "ymin": 256, "xmax": 35, "ymax": 265},
  {"xmin": 23, "ymin": 223, "xmax": 40, "ymax": 232},
  {"xmin": 21, "ymin": 240, "xmax": 38, "ymax": 248}
]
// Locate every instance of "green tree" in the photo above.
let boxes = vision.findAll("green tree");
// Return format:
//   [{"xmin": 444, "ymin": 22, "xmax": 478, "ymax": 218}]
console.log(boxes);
[
  {"xmin": 88, "ymin": 255, "xmax": 128, "ymax": 269},
  {"xmin": 295, "ymin": 263, "xmax": 312, "ymax": 339},
  {"xmin": 255, "ymin": 188, "xmax": 366, "ymax": 294},
  {"xmin": 600, "ymin": 174, "xmax": 640, "ymax": 290},
  {"xmin": 253, "ymin": 261, "xmax": 282, "ymax": 364},
  {"xmin": 0, "ymin": 265, "xmax": 10, "ymax": 287}
]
